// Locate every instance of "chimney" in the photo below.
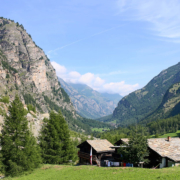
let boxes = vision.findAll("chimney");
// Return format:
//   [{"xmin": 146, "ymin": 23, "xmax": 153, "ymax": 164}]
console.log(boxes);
[{"xmin": 168, "ymin": 136, "xmax": 171, "ymax": 141}]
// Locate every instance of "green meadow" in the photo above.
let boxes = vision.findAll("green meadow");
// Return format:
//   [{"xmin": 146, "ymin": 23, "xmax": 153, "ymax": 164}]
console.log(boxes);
[
  {"xmin": 151, "ymin": 130, "xmax": 180, "ymax": 138},
  {"xmin": 4, "ymin": 165, "xmax": 180, "ymax": 180},
  {"xmin": 159, "ymin": 130, "xmax": 180, "ymax": 138}
]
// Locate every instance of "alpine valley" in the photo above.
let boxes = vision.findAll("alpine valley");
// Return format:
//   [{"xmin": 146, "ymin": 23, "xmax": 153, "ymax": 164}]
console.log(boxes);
[
  {"xmin": 99, "ymin": 62, "xmax": 180, "ymax": 127},
  {"xmin": 59, "ymin": 77, "xmax": 122, "ymax": 119},
  {"xmin": 1, "ymin": 17, "xmax": 180, "ymax": 137},
  {"xmin": 0, "ymin": 17, "xmax": 111, "ymax": 135}
]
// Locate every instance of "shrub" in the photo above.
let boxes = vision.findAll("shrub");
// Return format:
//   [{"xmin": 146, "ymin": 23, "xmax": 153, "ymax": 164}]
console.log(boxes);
[
  {"xmin": 6, "ymin": 74, "xmax": 10, "ymax": 78},
  {"xmin": 27, "ymin": 104, "xmax": 36, "ymax": 113},
  {"xmin": 0, "ymin": 96, "xmax": 9, "ymax": 103},
  {"xmin": 1, "ymin": 61, "xmax": 18, "ymax": 74}
]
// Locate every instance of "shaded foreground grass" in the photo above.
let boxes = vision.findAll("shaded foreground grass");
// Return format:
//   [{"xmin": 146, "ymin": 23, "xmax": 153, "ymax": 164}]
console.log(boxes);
[{"xmin": 4, "ymin": 164, "xmax": 180, "ymax": 180}]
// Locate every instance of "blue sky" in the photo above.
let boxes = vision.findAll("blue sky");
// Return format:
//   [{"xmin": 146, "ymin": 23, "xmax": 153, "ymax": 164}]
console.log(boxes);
[{"xmin": 1, "ymin": 0, "xmax": 180, "ymax": 96}]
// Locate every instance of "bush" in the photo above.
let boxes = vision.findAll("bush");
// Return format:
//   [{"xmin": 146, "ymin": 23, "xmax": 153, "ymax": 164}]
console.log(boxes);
[
  {"xmin": 27, "ymin": 104, "xmax": 36, "ymax": 113},
  {"xmin": 1, "ymin": 61, "xmax": 18, "ymax": 74},
  {"xmin": 6, "ymin": 74, "xmax": 10, "ymax": 78},
  {"xmin": 0, "ymin": 96, "xmax": 9, "ymax": 103}
]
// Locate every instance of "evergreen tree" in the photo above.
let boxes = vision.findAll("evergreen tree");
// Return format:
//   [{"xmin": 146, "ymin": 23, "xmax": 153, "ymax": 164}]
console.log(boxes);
[
  {"xmin": 39, "ymin": 111, "xmax": 76, "ymax": 164},
  {"xmin": 118, "ymin": 131, "xmax": 149, "ymax": 166},
  {"xmin": 0, "ymin": 96, "xmax": 41, "ymax": 177}
]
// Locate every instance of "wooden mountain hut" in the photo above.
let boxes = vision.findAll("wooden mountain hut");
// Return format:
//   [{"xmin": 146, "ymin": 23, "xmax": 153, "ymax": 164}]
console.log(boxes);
[
  {"xmin": 113, "ymin": 137, "xmax": 180, "ymax": 168},
  {"xmin": 77, "ymin": 139, "xmax": 115, "ymax": 166}
]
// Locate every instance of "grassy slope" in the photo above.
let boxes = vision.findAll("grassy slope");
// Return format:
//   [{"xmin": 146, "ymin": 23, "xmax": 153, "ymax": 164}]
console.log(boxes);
[
  {"xmin": 5, "ymin": 165, "xmax": 180, "ymax": 180},
  {"xmin": 160, "ymin": 130, "xmax": 180, "ymax": 138},
  {"xmin": 150, "ymin": 130, "xmax": 180, "ymax": 138}
]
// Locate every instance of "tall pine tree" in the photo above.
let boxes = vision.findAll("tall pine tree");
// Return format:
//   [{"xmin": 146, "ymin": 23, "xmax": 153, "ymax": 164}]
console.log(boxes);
[
  {"xmin": 0, "ymin": 95, "xmax": 41, "ymax": 176},
  {"xmin": 39, "ymin": 110, "xmax": 76, "ymax": 164}
]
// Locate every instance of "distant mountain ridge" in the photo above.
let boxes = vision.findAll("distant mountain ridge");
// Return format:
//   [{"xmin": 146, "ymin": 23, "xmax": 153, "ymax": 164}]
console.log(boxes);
[
  {"xmin": 59, "ymin": 78, "xmax": 122, "ymax": 119},
  {"xmin": 103, "ymin": 62, "xmax": 180, "ymax": 126}
]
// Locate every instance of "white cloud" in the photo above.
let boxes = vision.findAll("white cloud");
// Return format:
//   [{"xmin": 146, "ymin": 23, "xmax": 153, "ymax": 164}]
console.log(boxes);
[
  {"xmin": 97, "ymin": 82, "xmax": 139, "ymax": 96},
  {"xmin": 51, "ymin": 61, "xmax": 67, "ymax": 77},
  {"xmin": 117, "ymin": 0, "xmax": 180, "ymax": 40},
  {"xmin": 51, "ymin": 61, "xmax": 139, "ymax": 96},
  {"xmin": 79, "ymin": 73, "xmax": 95, "ymax": 85},
  {"xmin": 68, "ymin": 71, "xmax": 81, "ymax": 78},
  {"xmin": 94, "ymin": 77, "xmax": 105, "ymax": 87}
]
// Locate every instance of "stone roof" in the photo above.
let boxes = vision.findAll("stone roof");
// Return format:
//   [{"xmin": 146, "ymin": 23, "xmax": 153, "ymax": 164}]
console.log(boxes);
[
  {"xmin": 116, "ymin": 138, "xmax": 180, "ymax": 162},
  {"xmin": 78, "ymin": 139, "xmax": 115, "ymax": 153},
  {"xmin": 148, "ymin": 138, "xmax": 180, "ymax": 162},
  {"xmin": 114, "ymin": 138, "xmax": 129, "ymax": 145},
  {"xmin": 87, "ymin": 139, "xmax": 115, "ymax": 153},
  {"xmin": 120, "ymin": 138, "xmax": 129, "ymax": 144}
]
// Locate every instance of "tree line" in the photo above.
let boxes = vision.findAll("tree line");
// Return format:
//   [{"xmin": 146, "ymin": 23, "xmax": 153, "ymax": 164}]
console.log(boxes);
[
  {"xmin": 0, "ymin": 96, "xmax": 78, "ymax": 177},
  {"xmin": 97, "ymin": 113, "xmax": 180, "ymax": 144}
]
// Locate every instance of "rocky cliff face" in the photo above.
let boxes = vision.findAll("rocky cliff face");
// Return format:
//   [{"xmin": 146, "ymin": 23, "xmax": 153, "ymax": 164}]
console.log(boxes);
[
  {"xmin": 0, "ymin": 17, "xmax": 89, "ymax": 133},
  {"xmin": 59, "ymin": 78, "xmax": 122, "ymax": 119},
  {"xmin": 0, "ymin": 18, "xmax": 74, "ymax": 113}
]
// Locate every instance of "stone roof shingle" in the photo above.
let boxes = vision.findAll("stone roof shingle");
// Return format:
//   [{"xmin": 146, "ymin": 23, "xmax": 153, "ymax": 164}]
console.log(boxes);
[
  {"xmin": 86, "ymin": 139, "xmax": 115, "ymax": 153},
  {"xmin": 148, "ymin": 138, "xmax": 180, "ymax": 162},
  {"xmin": 120, "ymin": 138, "xmax": 180, "ymax": 162}
]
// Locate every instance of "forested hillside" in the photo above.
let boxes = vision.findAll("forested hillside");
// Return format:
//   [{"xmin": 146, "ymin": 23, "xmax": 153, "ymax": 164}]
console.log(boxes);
[
  {"xmin": 109, "ymin": 62, "xmax": 180, "ymax": 126},
  {"xmin": 141, "ymin": 82, "xmax": 180, "ymax": 124},
  {"xmin": 97, "ymin": 114, "xmax": 180, "ymax": 144}
]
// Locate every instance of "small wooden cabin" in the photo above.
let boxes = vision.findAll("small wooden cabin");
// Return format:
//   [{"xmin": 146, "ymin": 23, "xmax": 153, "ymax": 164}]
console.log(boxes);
[
  {"xmin": 113, "ymin": 137, "xmax": 180, "ymax": 168},
  {"xmin": 77, "ymin": 139, "xmax": 115, "ymax": 166}
]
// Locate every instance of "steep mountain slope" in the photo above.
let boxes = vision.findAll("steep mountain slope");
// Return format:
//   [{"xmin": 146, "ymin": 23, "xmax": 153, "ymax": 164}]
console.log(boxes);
[
  {"xmin": 141, "ymin": 82, "xmax": 180, "ymax": 124},
  {"xmin": 111, "ymin": 62, "xmax": 180, "ymax": 126},
  {"xmin": 0, "ymin": 17, "xmax": 106, "ymax": 133},
  {"xmin": 59, "ymin": 78, "xmax": 122, "ymax": 119}
]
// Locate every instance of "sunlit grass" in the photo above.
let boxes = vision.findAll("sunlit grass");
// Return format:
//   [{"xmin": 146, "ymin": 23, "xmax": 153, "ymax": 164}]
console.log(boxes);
[
  {"xmin": 151, "ymin": 130, "xmax": 180, "ymax": 138},
  {"xmin": 4, "ymin": 164, "xmax": 180, "ymax": 180}
]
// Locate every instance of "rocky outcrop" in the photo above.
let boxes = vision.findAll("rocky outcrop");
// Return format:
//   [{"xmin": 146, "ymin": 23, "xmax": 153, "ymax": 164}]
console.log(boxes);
[
  {"xmin": 0, "ymin": 18, "xmax": 74, "ymax": 113},
  {"xmin": 0, "ymin": 17, "xmax": 90, "ymax": 133}
]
